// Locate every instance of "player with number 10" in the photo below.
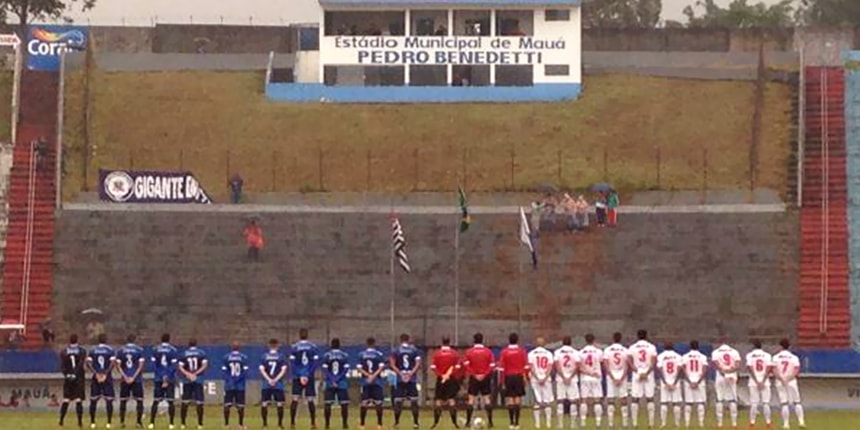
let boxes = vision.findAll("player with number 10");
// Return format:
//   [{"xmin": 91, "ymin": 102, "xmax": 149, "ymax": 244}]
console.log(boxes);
[{"xmin": 221, "ymin": 342, "xmax": 249, "ymax": 428}]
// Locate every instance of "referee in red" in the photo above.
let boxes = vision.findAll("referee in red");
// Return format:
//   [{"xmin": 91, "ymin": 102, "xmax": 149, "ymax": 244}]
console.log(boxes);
[
  {"xmin": 498, "ymin": 333, "xmax": 528, "ymax": 429},
  {"xmin": 463, "ymin": 333, "xmax": 495, "ymax": 428},
  {"xmin": 430, "ymin": 336, "xmax": 461, "ymax": 429}
]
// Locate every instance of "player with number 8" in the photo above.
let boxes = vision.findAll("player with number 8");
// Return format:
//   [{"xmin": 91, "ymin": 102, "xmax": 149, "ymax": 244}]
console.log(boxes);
[{"xmin": 322, "ymin": 338, "xmax": 351, "ymax": 430}]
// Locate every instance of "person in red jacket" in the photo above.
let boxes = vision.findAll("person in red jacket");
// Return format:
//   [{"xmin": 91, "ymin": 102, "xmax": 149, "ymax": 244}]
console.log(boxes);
[
  {"xmin": 498, "ymin": 333, "xmax": 528, "ymax": 429},
  {"xmin": 430, "ymin": 336, "xmax": 460, "ymax": 429},
  {"xmin": 463, "ymin": 333, "xmax": 495, "ymax": 428}
]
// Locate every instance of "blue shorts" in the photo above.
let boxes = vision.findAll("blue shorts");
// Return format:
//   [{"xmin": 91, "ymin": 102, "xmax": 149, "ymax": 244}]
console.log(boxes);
[
  {"xmin": 224, "ymin": 390, "xmax": 246, "ymax": 407},
  {"xmin": 119, "ymin": 381, "xmax": 144, "ymax": 400},
  {"xmin": 361, "ymin": 385, "xmax": 384, "ymax": 405},
  {"xmin": 261, "ymin": 388, "xmax": 285, "ymax": 405},
  {"xmin": 153, "ymin": 382, "xmax": 176, "ymax": 401},
  {"xmin": 394, "ymin": 382, "xmax": 419, "ymax": 401},
  {"xmin": 91, "ymin": 379, "xmax": 115, "ymax": 399},
  {"xmin": 292, "ymin": 379, "xmax": 316, "ymax": 398},
  {"xmin": 324, "ymin": 388, "xmax": 350, "ymax": 405},
  {"xmin": 181, "ymin": 382, "xmax": 204, "ymax": 404}
]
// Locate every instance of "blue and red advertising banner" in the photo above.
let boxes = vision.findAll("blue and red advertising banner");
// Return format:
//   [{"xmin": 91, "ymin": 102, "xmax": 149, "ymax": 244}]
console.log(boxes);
[
  {"xmin": 26, "ymin": 25, "xmax": 87, "ymax": 71},
  {"xmin": 99, "ymin": 169, "xmax": 212, "ymax": 204}
]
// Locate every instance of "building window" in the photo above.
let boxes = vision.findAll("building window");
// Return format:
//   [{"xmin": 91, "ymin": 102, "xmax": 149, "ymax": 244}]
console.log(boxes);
[
  {"xmin": 452, "ymin": 65, "xmax": 490, "ymax": 86},
  {"xmin": 410, "ymin": 66, "xmax": 448, "ymax": 86},
  {"xmin": 323, "ymin": 65, "xmax": 405, "ymax": 86},
  {"xmin": 496, "ymin": 65, "xmax": 533, "ymax": 87},
  {"xmin": 545, "ymin": 9, "xmax": 570, "ymax": 21},
  {"xmin": 454, "ymin": 10, "xmax": 490, "ymax": 36},
  {"xmin": 324, "ymin": 11, "xmax": 405, "ymax": 36},
  {"xmin": 496, "ymin": 10, "xmax": 533, "ymax": 36},
  {"xmin": 411, "ymin": 10, "xmax": 448, "ymax": 36},
  {"xmin": 298, "ymin": 27, "xmax": 319, "ymax": 51},
  {"xmin": 544, "ymin": 64, "xmax": 569, "ymax": 76}
]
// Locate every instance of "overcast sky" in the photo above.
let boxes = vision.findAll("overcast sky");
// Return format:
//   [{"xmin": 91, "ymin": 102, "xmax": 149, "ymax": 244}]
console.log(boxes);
[{"xmin": 44, "ymin": 0, "xmax": 795, "ymax": 26}]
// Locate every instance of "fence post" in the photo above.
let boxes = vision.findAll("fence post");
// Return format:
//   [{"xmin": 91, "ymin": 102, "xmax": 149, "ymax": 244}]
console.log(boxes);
[
  {"xmin": 412, "ymin": 148, "xmax": 419, "ymax": 191},
  {"xmin": 557, "ymin": 149, "xmax": 563, "ymax": 186},
  {"xmin": 318, "ymin": 147, "xmax": 324, "ymax": 191},
  {"xmin": 225, "ymin": 149, "xmax": 231, "ymax": 187},
  {"xmin": 702, "ymin": 148, "xmax": 709, "ymax": 194},
  {"xmin": 510, "ymin": 147, "xmax": 515, "ymax": 190},
  {"xmin": 656, "ymin": 145, "xmax": 661, "ymax": 189},
  {"xmin": 367, "ymin": 149, "xmax": 372, "ymax": 191},
  {"xmin": 271, "ymin": 150, "xmax": 277, "ymax": 192},
  {"xmin": 461, "ymin": 146, "xmax": 468, "ymax": 189},
  {"xmin": 603, "ymin": 147, "xmax": 608, "ymax": 181}
]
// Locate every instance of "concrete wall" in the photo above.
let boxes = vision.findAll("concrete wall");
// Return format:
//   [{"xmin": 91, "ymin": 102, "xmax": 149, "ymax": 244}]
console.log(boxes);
[
  {"xmin": 846, "ymin": 51, "xmax": 860, "ymax": 349},
  {"xmin": 52, "ymin": 209, "xmax": 798, "ymax": 347}
]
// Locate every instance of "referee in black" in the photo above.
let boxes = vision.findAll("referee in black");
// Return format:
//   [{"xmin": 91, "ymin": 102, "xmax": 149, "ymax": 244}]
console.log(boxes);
[{"xmin": 60, "ymin": 334, "xmax": 87, "ymax": 427}]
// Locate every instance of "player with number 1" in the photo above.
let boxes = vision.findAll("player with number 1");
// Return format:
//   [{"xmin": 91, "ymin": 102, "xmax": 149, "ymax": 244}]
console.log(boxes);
[
  {"xmin": 59, "ymin": 334, "xmax": 87, "ymax": 428},
  {"xmin": 222, "ymin": 342, "xmax": 250, "ymax": 428},
  {"xmin": 178, "ymin": 339, "xmax": 208, "ymax": 429}
]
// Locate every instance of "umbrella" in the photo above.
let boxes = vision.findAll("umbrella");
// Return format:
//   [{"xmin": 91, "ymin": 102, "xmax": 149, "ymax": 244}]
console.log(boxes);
[
  {"xmin": 81, "ymin": 308, "xmax": 103, "ymax": 315},
  {"xmin": 536, "ymin": 183, "xmax": 558, "ymax": 194},
  {"xmin": 590, "ymin": 182, "xmax": 615, "ymax": 193}
]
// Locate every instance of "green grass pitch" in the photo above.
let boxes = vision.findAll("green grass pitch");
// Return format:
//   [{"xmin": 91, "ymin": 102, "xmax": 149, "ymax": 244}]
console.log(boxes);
[{"xmin": 0, "ymin": 407, "xmax": 856, "ymax": 430}]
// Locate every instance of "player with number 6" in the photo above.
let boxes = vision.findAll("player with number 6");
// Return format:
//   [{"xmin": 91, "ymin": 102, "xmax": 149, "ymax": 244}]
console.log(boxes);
[
  {"xmin": 745, "ymin": 339, "xmax": 774, "ymax": 428},
  {"xmin": 290, "ymin": 328, "xmax": 321, "ymax": 429}
]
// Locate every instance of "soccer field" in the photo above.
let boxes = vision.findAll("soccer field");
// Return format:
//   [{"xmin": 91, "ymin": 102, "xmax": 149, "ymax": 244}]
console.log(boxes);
[{"xmin": 0, "ymin": 408, "xmax": 855, "ymax": 430}]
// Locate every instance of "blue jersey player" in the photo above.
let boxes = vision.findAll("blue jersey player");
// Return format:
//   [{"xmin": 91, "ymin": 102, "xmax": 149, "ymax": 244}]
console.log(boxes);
[
  {"xmin": 115, "ymin": 334, "xmax": 145, "ymax": 428},
  {"xmin": 59, "ymin": 334, "xmax": 87, "ymax": 428},
  {"xmin": 289, "ymin": 328, "xmax": 320, "ymax": 429},
  {"xmin": 356, "ymin": 337, "xmax": 386, "ymax": 430},
  {"xmin": 87, "ymin": 333, "xmax": 116, "ymax": 428},
  {"xmin": 149, "ymin": 333, "xmax": 179, "ymax": 429},
  {"xmin": 260, "ymin": 338, "xmax": 288, "ymax": 429},
  {"xmin": 322, "ymin": 338, "xmax": 351, "ymax": 430},
  {"xmin": 221, "ymin": 342, "xmax": 249, "ymax": 428},
  {"xmin": 390, "ymin": 333, "xmax": 422, "ymax": 429},
  {"xmin": 178, "ymin": 339, "xmax": 208, "ymax": 429}
]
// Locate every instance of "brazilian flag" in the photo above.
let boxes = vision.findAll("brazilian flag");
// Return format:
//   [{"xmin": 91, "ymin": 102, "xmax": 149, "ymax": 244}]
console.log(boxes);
[{"xmin": 458, "ymin": 186, "xmax": 470, "ymax": 232}]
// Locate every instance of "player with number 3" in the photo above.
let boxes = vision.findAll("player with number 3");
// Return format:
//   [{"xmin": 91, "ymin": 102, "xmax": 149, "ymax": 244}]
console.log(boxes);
[{"xmin": 628, "ymin": 330, "xmax": 658, "ymax": 429}]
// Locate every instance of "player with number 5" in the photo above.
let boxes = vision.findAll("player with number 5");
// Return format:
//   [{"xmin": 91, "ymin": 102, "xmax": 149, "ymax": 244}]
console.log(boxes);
[
  {"xmin": 745, "ymin": 339, "xmax": 774, "ymax": 428},
  {"xmin": 390, "ymin": 333, "xmax": 423, "ymax": 429}
]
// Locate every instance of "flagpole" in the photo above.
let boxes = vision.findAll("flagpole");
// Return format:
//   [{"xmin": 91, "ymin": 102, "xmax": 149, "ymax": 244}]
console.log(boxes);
[
  {"xmin": 454, "ymin": 216, "xmax": 460, "ymax": 347},
  {"xmin": 390, "ymin": 234, "xmax": 396, "ymax": 348},
  {"xmin": 518, "ymin": 247, "xmax": 523, "ymax": 334}
]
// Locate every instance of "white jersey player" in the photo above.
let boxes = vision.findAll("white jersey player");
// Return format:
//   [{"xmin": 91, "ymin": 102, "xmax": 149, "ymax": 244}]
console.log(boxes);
[
  {"xmin": 628, "ymin": 330, "xmax": 658, "ymax": 428},
  {"xmin": 656, "ymin": 343, "xmax": 683, "ymax": 428},
  {"xmin": 553, "ymin": 336, "xmax": 580, "ymax": 428},
  {"xmin": 528, "ymin": 338, "xmax": 555, "ymax": 429},
  {"xmin": 578, "ymin": 334, "xmax": 604, "ymax": 428},
  {"xmin": 772, "ymin": 339, "xmax": 805, "ymax": 429},
  {"xmin": 602, "ymin": 332, "xmax": 631, "ymax": 428},
  {"xmin": 681, "ymin": 341, "xmax": 708, "ymax": 428},
  {"xmin": 745, "ymin": 340, "xmax": 774, "ymax": 427},
  {"xmin": 711, "ymin": 341, "xmax": 741, "ymax": 428}
]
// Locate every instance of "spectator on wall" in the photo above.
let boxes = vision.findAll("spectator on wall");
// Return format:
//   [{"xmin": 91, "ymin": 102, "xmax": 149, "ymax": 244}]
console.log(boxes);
[
  {"xmin": 595, "ymin": 193, "xmax": 607, "ymax": 227},
  {"xmin": 575, "ymin": 195, "xmax": 590, "ymax": 230},
  {"xmin": 244, "ymin": 219, "xmax": 264, "ymax": 262},
  {"xmin": 40, "ymin": 318, "xmax": 55, "ymax": 346},
  {"xmin": 33, "ymin": 138, "xmax": 48, "ymax": 172},
  {"xmin": 229, "ymin": 173, "xmax": 244, "ymax": 204}
]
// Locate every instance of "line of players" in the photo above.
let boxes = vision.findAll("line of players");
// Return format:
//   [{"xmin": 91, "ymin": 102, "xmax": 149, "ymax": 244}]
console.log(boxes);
[{"xmin": 59, "ymin": 328, "xmax": 807, "ymax": 430}]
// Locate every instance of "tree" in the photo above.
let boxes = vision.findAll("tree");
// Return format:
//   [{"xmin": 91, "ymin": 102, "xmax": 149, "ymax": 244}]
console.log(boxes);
[
  {"xmin": 0, "ymin": 0, "xmax": 96, "ymax": 37},
  {"xmin": 583, "ymin": 0, "xmax": 662, "ymax": 28},
  {"xmin": 799, "ymin": 0, "xmax": 860, "ymax": 26},
  {"xmin": 683, "ymin": 0, "xmax": 796, "ymax": 28}
]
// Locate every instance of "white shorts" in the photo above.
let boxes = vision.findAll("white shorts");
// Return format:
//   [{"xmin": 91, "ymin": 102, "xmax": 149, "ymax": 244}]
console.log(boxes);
[
  {"xmin": 556, "ymin": 379, "xmax": 580, "ymax": 401},
  {"xmin": 714, "ymin": 374, "xmax": 738, "ymax": 402},
  {"xmin": 580, "ymin": 379, "xmax": 603, "ymax": 399},
  {"xmin": 775, "ymin": 380, "xmax": 801, "ymax": 404},
  {"xmin": 660, "ymin": 383, "xmax": 682, "ymax": 403},
  {"xmin": 605, "ymin": 379, "xmax": 629, "ymax": 399},
  {"xmin": 531, "ymin": 382, "xmax": 555, "ymax": 405},
  {"xmin": 748, "ymin": 384, "xmax": 772, "ymax": 405},
  {"xmin": 682, "ymin": 381, "xmax": 706, "ymax": 404},
  {"xmin": 630, "ymin": 373, "xmax": 656, "ymax": 399}
]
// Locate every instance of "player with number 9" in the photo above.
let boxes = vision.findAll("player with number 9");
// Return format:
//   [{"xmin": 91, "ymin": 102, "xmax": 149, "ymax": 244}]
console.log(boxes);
[
  {"xmin": 390, "ymin": 333, "xmax": 423, "ymax": 429},
  {"xmin": 710, "ymin": 338, "xmax": 741, "ymax": 428},
  {"xmin": 221, "ymin": 342, "xmax": 249, "ymax": 428},
  {"xmin": 289, "ymin": 328, "xmax": 321, "ymax": 429},
  {"xmin": 322, "ymin": 338, "xmax": 351, "ymax": 430},
  {"xmin": 86, "ymin": 333, "xmax": 116, "ymax": 429}
]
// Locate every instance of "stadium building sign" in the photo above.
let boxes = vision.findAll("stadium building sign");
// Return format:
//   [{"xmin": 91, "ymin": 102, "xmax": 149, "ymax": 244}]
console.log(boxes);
[
  {"xmin": 323, "ymin": 36, "xmax": 569, "ymax": 65},
  {"xmin": 99, "ymin": 169, "xmax": 212, "ymax": 204},
  {"xmin": 26, "ymin": 25, "xmax": 87, "ymax": 71}
]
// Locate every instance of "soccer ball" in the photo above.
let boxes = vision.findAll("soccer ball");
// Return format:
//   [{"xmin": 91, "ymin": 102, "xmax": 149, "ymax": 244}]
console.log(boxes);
[{"xmin": 472, "ymin": 417, "xmax": 485, "ymax": 429}]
